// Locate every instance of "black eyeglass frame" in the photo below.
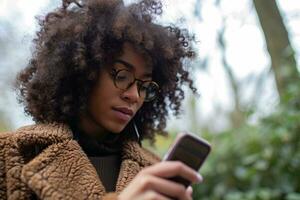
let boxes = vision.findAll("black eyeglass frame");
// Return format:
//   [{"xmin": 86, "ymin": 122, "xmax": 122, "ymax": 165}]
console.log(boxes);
[{"xmin": 109, "ymin": 63, "xmax": 160, "ymax": 102}]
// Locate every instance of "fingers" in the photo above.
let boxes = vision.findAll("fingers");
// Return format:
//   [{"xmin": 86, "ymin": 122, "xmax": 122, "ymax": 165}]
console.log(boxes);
[
  {"xmin": 119, "ymin": 161, "xmax": 201, "ymax": 200},
  {"xmin": 141, "ymin": 161, "xmax": 203, "ymax": 184},
  {"xmin": 137, "ymin": 174, "xmax": 192, "ymax": 200},
  {"xmin": 136, "ymin": 191, "xmax": 172, "ymax": 200}
]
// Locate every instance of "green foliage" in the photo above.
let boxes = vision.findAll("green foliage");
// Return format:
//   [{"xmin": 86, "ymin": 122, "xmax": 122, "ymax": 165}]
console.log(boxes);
[
  {"xmin": 0, "ymin": 111, "xmax": 11, "ymax": 132},
  {"xmin": 143, "ymin": 133, "xmax": 175, "ymax": 157},
  {"xmin": 192, "ymin": 83, "xmax": 300, "ymax": 200}
]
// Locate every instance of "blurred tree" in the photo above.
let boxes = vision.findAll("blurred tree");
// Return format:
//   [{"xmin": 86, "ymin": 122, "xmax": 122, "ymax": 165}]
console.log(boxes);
[
  {"xmin": 0, "ymin": 18, "xmax": 17, "ymax": 132},
  {"xmin": 218, "ymin": 24, "xmax": 246, "ymax": 128},
  {"xmin": 0, "ymin": 112, "xmax": 11, "ymax": 132},
  {"xmin": 190, "ymin": 1, "xmax": 300, "ymax": 199},
  {"xmin": 253, "ymin": 0, "xmax": 299, "ymax": 102},
  {"xmin": 0, "ymin": 21, "xmax": 13, "ymax": 60}
]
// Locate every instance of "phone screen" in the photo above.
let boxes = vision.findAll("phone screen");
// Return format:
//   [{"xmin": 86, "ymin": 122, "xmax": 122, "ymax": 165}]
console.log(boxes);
[
  {"xmin": 163, "ymin": 133, "xmax": 211, "ymax": 187},
  {"xmin": 168, "ymin": 135, "xmax": 210, "ymax": 170}
]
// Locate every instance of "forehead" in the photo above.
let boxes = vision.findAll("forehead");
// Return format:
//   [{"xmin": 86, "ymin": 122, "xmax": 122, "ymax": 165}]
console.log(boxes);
[{"xmin": 116, "ymin": 43, "xmax": 153, "ymax": 74}]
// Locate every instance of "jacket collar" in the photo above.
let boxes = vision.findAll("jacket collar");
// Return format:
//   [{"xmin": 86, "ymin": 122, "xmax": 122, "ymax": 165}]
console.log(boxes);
[
  {"xmin": 14, "ymin": 123, "xmax": 73, "ymax": 147},
  {"xmin": 6, "ymin": 123, "xmax": 160, "ymax": 199},
  {"xmin": 14, "ymin": 122, "xmax": 159, "ymax": 166}
]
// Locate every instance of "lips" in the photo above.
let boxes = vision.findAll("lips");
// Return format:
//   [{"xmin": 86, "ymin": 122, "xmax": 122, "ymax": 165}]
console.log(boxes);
[
  {"xmin": 112, "ymin": 107, "xmax": 134, "ymax": 122},
  {"xmin": 113, "ymin": 107, "xmax": 134, "ymax": 116}
]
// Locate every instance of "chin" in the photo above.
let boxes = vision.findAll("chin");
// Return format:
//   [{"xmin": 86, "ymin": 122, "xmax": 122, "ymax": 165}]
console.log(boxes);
[
  {"xmin": 101, "ymin": 117, "xmax": 131, "ymax": 134},
  {"xmin": 106, "ymin": 124, "xmax": 127, "ymax": 134}
]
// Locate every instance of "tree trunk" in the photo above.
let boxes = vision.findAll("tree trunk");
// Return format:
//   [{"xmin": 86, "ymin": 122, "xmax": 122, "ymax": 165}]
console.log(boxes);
[
  {"xmin": 253, "ymin": 0, "xmax": 299, "ymax": 101},
  {"xmin": 218, "ymin": 26, "xmax": 245, "ymax": 128}
]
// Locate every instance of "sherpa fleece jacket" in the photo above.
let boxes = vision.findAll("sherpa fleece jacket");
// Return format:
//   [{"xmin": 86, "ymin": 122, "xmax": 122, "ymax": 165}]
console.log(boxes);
[{"xmin": 0, "ymin": 123, "xmax": 160, "ymax": 200}]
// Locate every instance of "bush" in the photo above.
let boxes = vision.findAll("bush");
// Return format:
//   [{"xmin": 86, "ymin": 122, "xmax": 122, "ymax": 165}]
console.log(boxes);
[{"xmin": 192, "ymin": 84, "xmax": 300, "ymax": 200}]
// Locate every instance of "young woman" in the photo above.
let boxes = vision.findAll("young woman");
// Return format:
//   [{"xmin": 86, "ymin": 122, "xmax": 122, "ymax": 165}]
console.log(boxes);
[{"xmin": 0, "ymin": 0, "xmax": 203, "ymax": 199}]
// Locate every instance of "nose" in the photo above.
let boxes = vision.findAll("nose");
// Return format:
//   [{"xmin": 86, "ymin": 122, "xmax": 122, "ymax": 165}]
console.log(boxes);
[{"xmin": 121, "ymin": 82, "xmax": 140, "ymax": 103}]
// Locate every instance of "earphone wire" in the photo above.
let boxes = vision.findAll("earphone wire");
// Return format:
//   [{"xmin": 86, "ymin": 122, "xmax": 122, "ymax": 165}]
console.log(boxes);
[{"xmin": 133, "ymin": 122, "xmax": 140, "ymax": 142}]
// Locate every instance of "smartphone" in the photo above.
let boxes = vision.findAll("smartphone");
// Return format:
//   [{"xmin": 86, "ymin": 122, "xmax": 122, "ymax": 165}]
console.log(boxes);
[{"xmin": 162, "ymin": 132, "xmax": 211, "ymax": 187}]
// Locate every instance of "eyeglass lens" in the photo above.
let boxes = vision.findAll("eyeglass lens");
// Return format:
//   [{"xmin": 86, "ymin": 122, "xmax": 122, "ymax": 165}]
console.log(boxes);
[{"xmin": 114, "ymin": 70, "xmax": 158, "ymax": 101}]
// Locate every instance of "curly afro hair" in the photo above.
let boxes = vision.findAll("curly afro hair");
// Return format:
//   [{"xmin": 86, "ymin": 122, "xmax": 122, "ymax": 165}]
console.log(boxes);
[{"xmin": 16, "ymin": 0, "xmax": 197, "ymax": 142}]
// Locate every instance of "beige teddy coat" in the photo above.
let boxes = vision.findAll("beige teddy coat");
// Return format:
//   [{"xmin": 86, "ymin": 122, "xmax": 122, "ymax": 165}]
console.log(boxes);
[{"xmin": 0, "ymin": 123, "xmax": 161, "ymax": 200}]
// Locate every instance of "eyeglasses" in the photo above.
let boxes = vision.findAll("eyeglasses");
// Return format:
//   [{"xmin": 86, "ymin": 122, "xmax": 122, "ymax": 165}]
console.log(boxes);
[{"xmin": 109, "ymin": 66, "xmax": 159, "ymax": 102}]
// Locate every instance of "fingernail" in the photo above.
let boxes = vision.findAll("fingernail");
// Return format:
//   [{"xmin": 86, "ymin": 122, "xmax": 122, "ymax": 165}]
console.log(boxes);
[
  {"xmin": 187, "ymin": 186, "xmax": 193, "ymax": 194},
  {"xmin": 196, "ymin": 173, "xmax": 203, "ymax": 182}
]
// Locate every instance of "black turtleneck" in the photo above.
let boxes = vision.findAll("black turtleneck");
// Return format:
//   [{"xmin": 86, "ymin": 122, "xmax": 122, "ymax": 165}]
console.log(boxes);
[{"xmin": 70, "ymin": 125, "xmax": 122, "ymax": 192}]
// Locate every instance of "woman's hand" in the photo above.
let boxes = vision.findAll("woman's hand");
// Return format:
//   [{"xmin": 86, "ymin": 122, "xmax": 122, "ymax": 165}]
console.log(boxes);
[{"xmin": 118, "ymin": 161, "xmax": 203, "ymax": 200}]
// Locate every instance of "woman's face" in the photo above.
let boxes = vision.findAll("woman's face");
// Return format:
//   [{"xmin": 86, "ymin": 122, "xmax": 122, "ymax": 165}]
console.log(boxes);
[{"xmin": 80, "ymin": 43, "xmax": 152, "ymax": 135}]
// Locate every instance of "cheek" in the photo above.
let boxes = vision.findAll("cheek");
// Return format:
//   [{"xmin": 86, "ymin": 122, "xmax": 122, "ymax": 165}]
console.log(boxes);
[
  {"xmin": 89, "ymin": 83, "xmax": 116, "ymax": 111},
  {"xmin": 91, "ymin": 71, "xmax": 118, "ymax": 100}
]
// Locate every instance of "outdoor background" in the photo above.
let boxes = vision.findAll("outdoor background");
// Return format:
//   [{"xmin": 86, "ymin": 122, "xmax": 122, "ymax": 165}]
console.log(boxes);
[{"xmin": 0, "ymin": 0, "xmax": 299, "ymax": 199}]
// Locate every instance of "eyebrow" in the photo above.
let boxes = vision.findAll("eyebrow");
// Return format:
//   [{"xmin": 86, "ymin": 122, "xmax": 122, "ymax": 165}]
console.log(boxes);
[{"xmin": 115, "ymin": 59, "xmax": 152, "ymax": 78}]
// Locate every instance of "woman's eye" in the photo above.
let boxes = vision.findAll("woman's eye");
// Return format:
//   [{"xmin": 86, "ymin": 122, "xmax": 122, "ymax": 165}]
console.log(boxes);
[
  {"xmin": 139, "ymin": 84, "xmax": 148, "ymax": 91},
  {"xmin": 116, "ymin": 75, "xmax": 128, "ymax": 81}
]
